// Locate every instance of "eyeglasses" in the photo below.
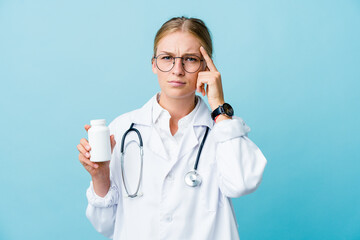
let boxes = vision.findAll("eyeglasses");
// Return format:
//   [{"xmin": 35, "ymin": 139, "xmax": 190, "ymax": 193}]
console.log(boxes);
[{"xmin": 153, "ymin": 54, "xmax": 204, "ymax": 73}]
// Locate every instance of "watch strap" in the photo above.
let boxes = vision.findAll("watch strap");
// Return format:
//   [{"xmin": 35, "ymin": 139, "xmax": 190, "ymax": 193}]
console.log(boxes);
[{"xmin": 211, "ymin": 105, "xmax": 224, "ymax": 120}]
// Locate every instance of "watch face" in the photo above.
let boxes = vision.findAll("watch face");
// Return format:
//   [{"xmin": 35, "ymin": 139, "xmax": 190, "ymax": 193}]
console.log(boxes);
[{"xmin": 223, "ymin": 103, "xmax": 234, "ymax": 116}]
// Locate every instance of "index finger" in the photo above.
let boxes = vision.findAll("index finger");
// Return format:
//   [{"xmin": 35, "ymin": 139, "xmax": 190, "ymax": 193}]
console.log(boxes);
[
  {"xmin": 200, "ymin": 46, "xmax": 218, "ymax": 72},
  {"xmin": 84, "ymin": 124, "xmax": 91, "ymax": 132}
]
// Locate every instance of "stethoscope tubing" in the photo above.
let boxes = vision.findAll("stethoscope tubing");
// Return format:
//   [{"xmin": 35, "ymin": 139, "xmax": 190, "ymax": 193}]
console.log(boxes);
[
  {"xmin": 120, "ymin": 123, "xmax": 210, "ymax": 197},
  {"xmin": 121, "ymin": 123, "xmax": 143, "ymax": 151},
  {"xmin": 194, "ymin": 126, "xmax": 209, "ymax": 171},
  {"xmin": 120, "ymin": 123, "xmax": 144, "ymax": 198}
]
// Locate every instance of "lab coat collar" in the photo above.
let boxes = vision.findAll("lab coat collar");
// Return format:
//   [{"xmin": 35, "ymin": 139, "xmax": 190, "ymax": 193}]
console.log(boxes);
[
  {"xmin": 130, "ymin": 94, "xmax": 214, "ymax": 130},
  {"xmin": 152, "ymin": 93, "xmax": 201, "ymax": 130},
  {"xmin": 130, "ymin": 94, "xmax": 214, "ymax": 162},
  {"xmin": 152, "ymin": 93, "xmax": 168, "ymax": 125},
  {"xmin": 191, "ymin": 96, "xmax": 214, "ymax": 129}
]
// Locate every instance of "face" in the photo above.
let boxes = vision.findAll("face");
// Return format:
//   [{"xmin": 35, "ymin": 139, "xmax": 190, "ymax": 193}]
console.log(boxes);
[{"xmin": 152, "ymin": 31, "xmax": 205, "ymax": 100}]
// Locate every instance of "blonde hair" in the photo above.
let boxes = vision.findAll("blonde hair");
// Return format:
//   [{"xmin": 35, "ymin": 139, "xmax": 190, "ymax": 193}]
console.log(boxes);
[{"xmin": 153, "ymin": 16, "xmax": 213, "ymax": 59}]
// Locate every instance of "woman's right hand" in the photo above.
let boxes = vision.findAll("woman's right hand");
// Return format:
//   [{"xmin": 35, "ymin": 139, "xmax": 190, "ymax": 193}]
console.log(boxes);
[{"xmin": 77, "ymin": 124, "xmax": 116, "ymax": 197}]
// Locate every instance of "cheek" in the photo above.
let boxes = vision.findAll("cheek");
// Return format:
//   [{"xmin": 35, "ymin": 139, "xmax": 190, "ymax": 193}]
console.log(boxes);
[
  {"xmin": 156, "ymin": 72, "xmax": 168, "ymax": 85},
  {"xmin": 189, "ymin": 73, "xmax": 199, "ymax": 87}
]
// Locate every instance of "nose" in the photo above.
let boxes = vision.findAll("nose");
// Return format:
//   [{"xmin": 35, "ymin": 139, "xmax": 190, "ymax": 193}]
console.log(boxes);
[{"xmin": 172, "ymin": 57, "xmax": 185, "ymax": 76}]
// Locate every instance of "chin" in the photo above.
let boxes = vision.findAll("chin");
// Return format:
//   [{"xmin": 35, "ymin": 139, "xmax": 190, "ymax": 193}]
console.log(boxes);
[{"xmin": 162, "ymin": 88, "xmax": 196, "ymax": 99}]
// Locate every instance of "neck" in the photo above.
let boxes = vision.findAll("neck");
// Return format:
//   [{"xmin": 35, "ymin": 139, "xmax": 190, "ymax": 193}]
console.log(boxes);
[{"xmin": 158, "ymin": 93, "xmax": 197, "ymax": 121}]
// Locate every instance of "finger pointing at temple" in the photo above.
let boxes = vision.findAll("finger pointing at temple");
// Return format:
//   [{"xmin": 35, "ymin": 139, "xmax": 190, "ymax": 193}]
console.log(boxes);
[{"xmin": 200, "ymin": 46, "xmax": 218, "ymax": 72}]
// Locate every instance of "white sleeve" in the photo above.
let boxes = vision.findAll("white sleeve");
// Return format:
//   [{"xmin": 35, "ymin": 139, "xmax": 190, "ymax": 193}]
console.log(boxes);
[
  {"xmin": 85, "ymin": 120, "xmax": 121, "ymax": 239},
  {"xmin": 85, "ymin": 179, "xmax": 119, "ymax": 239},
  {"xmin": 212, "ymin": 116, "xmax": 267, "ymax": 198}
]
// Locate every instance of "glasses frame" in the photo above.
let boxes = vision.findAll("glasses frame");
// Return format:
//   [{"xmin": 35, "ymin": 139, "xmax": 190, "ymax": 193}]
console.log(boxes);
[{"xmin": 153, "ymin": 54, "xmax": 204, "ymax": 73}]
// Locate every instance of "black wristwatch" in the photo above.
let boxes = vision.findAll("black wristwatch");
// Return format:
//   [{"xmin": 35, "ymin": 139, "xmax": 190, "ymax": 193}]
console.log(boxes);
[{"xmin": 211, "ymin": 103, "xmax": 234, "ymax": 120}]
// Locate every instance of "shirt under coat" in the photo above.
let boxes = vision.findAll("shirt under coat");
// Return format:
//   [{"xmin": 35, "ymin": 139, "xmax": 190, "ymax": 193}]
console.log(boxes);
[{"xmin": 86, "ymin": 94, "xmax": 267, "ymax": 240}]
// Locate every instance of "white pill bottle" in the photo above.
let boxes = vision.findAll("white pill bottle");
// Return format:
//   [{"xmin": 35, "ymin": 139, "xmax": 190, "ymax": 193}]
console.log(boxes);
[{"xmin": 88, "ymin": 119, "xmax": 111, "ymax": 162}]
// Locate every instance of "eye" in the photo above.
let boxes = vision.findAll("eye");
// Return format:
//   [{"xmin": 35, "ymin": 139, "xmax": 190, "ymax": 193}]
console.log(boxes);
[
  {"xmin": 160, "ymin": 55, "xmax": 172, "ymax": 61},
  {"xmin": 185, "ymin": 56, "xmax": 198, "ymax": 62}
]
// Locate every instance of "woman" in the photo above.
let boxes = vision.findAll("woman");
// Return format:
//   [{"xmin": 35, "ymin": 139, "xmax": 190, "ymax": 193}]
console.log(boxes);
[{"xmin": 77, "ymin": 16, "xmax": 267, "ymax": 240}]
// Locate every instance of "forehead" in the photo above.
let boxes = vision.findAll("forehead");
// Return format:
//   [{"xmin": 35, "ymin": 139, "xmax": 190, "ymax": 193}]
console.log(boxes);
[{"xmin": 157, "ymin": 31, "xmax": 201, "ymax": 54}]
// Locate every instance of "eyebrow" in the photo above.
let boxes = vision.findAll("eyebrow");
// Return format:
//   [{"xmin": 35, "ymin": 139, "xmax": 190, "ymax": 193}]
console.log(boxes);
[{"xmin": 159, "ymin": 51, "xmax": 201, "ymax": 57}]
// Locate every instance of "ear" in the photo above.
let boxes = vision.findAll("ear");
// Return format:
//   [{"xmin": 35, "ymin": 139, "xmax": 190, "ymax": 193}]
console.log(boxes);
[{"xmin": 152, "ymin": 58, "xmax": 158, "ymax": 74}]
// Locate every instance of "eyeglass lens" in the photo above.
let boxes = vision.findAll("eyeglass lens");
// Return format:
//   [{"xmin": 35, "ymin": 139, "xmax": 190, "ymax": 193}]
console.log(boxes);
[{"xmin": 155, "ymin": 54, "xmax": 202, "ymax": 73}]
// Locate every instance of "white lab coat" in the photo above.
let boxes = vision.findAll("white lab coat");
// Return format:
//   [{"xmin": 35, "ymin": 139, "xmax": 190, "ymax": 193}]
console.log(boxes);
[{"xmin": 86, "ymin": 94, "xmax": 267, "ymax": 240}]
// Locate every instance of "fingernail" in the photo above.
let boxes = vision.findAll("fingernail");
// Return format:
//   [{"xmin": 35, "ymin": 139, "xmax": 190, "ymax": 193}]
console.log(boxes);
[
  {"xmin": 86, "ymin": 145, "xmax": 90, "ymax": 150},
  {"xmin": 94, "ymin": 164, "xmax": 99, "ymax": 168},
  {"xmin": 85, "ymin": 152, "xmax": 90, "ymax": 158}
]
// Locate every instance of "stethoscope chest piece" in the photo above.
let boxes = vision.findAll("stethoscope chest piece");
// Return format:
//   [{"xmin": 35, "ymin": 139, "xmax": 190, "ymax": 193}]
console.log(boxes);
[{"xmin": 184, "ymin": 170, "xmax": 202, "ymax": 187}]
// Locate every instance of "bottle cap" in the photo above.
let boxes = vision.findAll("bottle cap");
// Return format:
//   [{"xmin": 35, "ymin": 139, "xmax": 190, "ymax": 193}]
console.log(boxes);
[{"xmin": 90, "ymin": 119, "xmax": 106, "ymax": 126}]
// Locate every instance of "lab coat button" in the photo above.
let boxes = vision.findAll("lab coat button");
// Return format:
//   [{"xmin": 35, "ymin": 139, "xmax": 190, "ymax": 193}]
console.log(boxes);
[{"xmin": 165, "ymin": 214, "xmax": 173, "ymax": 222}]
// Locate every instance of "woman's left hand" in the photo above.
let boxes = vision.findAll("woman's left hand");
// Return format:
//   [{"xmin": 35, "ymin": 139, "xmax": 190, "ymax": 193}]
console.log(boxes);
[{"xmin": 196, "ymin": 46, "xmax": 225, "ymax": 111}]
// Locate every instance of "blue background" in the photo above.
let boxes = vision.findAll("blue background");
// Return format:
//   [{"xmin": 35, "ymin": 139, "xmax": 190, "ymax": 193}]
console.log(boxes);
[{"xmin": 1, "ymin": 0, "xmax": 359, "ymax": 239}]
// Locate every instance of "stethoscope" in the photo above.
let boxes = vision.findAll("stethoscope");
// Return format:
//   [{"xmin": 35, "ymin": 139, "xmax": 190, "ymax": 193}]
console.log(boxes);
[{"xmin": 120, "ymin": 123, "xmax": 210, "ymax": 198}]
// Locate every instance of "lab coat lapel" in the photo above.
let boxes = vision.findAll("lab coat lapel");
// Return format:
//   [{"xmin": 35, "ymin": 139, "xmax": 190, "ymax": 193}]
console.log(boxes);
[
  {"xmin": 130, "ymin": 95, "xmax": 168, "ymax": 161},
  {"xmin": 177, "ymin": 125, "xmax": 199, "ymax": 160},
  {"xmin": 177, "ymin": 97, "xmax": 214, "ymax": 160},
  {"xmin": 147, "ymin": 126, "xmax": 168, "ymax": 161}
]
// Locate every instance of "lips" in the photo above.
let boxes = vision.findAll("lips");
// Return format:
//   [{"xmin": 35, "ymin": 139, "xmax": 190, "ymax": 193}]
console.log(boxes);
[{"xmin": 168, "ymin": 81, "xmax": 186, "ymax": 87}]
